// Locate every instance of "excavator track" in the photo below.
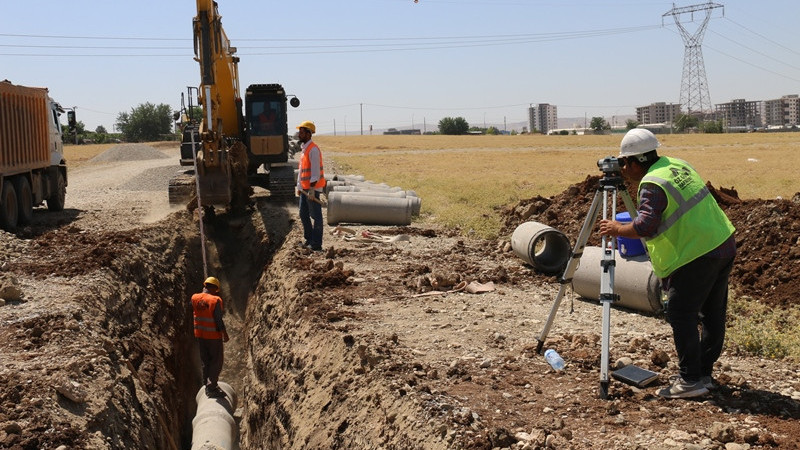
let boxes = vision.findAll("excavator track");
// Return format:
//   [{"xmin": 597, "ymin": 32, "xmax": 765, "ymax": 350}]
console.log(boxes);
[{"xmin": 268, "ymin": 165, "xmax": 297, "ymax": 202}]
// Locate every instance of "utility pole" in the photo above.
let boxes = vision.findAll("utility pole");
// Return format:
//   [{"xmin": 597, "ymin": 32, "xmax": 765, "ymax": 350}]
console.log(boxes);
[
  {"xmin": 360, "ymin": 103, "xmax": 363, "ymax": 135},
  {"xmin": 663, "ymin": 2, "xmax": 724, "ymax": 116}
]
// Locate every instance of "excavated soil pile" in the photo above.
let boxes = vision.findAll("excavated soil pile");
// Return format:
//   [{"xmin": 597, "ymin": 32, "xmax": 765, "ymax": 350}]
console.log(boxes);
[{"xmin": 500, "ymin": 175, "xmax": 800, "ymax": 309}]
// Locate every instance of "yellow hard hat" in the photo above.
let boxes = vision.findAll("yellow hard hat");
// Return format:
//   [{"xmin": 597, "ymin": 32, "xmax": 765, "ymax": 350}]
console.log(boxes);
[
  {"xmin": 204, "ymin": 276, "xmax": 220, "ymax": 289},
  {"xmin": 296, "ymin": 120, "xmax": 316, "ymax": 134}
]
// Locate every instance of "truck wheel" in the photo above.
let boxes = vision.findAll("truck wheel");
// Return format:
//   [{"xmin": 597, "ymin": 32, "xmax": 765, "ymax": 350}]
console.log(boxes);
[
  {"xmin": 47, "ymin": 170, "xmax": 66, "ymax": 212},
  {"xmin": 0, "ymin": 180, "xmax": 19, "ymax": 231},
  {"xmin": 14, "ymin": 176, "xmax": 33, "ymax": 225}
]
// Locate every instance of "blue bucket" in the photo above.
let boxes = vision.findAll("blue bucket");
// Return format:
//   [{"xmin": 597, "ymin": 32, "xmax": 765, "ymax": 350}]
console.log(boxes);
[{"xmin": 615, "ymin": 212, "xmax": 646, "ymax": 257}]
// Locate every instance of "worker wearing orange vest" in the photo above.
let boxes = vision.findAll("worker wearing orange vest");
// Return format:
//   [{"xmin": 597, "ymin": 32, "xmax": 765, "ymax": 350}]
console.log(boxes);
[
  {"xmin": 296, "ymin": 120, "xmax": 326, "ymax": 251},
  {"xmin": 191, "ymin": 276, "xmax": 229, "ymax": 398}
]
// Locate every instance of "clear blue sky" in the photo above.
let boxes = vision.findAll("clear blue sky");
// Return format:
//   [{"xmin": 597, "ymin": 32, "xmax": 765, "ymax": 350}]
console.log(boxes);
[{"xmin": 2, "ymin": 0, "xmax": 798, "ymax": 135}]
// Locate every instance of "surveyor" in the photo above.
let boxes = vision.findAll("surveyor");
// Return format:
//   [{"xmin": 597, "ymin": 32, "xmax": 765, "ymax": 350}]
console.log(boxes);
[
  {"xmin": 598, "ymin": 128, "xmax": 736, "ymax": 399},
  {"xmin": 191, "ymin": 276, "xmax": 229, "ymax": 398},
  {"xmin": 296, "ymin": 120, "xmax": 326, "ymax": 251}
]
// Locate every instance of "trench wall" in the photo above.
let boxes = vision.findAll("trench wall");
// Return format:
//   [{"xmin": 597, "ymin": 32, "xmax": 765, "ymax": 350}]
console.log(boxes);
[{"xmin": 240, "ymin": 235, "xmax": 446, "ymax": 450}]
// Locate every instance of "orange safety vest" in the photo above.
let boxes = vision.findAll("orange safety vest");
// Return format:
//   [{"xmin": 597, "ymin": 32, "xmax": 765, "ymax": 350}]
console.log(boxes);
[
  {"xmin": 191, "ymin": 292, "xmax": 224, "ymax": 340},
  {"xmin": 299, "ymin": 142, "xmax": 326, "ymax": 190}
]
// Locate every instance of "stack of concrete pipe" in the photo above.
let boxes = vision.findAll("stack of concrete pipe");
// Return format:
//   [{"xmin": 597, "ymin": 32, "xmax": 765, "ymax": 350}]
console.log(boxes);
[
  {"xmin": 191, "ymin": 382, "xmax": 238, "ymax": 450},
  {"xmin": 510, "ymin": 221, "xmax": 663, "ymax": 314},
  {"xmin": 325, "ymin": 174, "xmax": 421, "ymax": 226}
]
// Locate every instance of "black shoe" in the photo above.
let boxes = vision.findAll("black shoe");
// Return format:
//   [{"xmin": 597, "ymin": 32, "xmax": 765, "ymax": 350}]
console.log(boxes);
[
  {"xmin": 311, "ymin": 246, "xmax": 323, "ymax": 252},
  {"xmin": 205, "ymin": 386, "xmax": 225, "ymax": 398}
]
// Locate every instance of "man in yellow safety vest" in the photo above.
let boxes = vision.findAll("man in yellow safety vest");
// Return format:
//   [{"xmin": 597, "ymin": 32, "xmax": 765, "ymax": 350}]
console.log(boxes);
[{"xmin": 599, "ymin": 129, "xmax": 736, "ymax": 399}]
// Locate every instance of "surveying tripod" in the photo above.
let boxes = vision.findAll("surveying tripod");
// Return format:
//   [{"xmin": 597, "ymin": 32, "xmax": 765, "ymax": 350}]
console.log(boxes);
[{"xmin": 535, "ymin": 157, "xmax": 638, "ymax": 399}]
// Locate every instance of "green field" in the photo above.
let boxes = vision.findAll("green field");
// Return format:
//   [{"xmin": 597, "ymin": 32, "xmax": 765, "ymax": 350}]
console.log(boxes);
[{"xmin": 319, "ymin": 132, "xmax": 800, "ymax": 239}]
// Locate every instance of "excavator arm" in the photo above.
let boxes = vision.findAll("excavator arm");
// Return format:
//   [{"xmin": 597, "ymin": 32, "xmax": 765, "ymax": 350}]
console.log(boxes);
[{"xmin": 170, "ymin": 0, "xmax": 249, "ymax": 208}]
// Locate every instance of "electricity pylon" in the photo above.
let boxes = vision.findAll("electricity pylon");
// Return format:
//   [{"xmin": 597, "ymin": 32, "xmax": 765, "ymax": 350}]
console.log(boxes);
[{"xmin": 663, "ymin": 2, "xmax": 724, "ymax": 115}]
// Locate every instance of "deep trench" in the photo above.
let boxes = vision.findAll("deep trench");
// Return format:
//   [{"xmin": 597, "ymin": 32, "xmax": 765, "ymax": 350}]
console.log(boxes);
[{"xmin": 136, "ymin": 200, "xmax": 293, "ymax": 449}]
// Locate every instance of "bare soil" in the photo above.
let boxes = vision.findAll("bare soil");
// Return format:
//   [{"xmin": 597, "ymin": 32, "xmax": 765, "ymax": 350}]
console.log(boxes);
[{"xmin": 1, "ymin": 143, "xmax": 799, "ymax": 450}]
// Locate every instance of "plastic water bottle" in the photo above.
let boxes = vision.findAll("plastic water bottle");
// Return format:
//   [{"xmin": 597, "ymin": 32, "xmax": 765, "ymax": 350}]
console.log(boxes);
[{"xmin": 544, "ymin": 349, "xmax": 565, "ymax": 371}]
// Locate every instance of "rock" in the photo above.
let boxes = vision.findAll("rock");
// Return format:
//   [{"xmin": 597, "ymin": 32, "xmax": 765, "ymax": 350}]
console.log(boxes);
[
  {"xmin": 0, "ymin": 274, "xmax": 23, "ymax": 301},
  {"xmin": 710, "ymin": 422, "xmax": 736, "ymax": 443},
  {"xmin": 55, "ymin": 379, "xmax": 88, "ymax": 403}
]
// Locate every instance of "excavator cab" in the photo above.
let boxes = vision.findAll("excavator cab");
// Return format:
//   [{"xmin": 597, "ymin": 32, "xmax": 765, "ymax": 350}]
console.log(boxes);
[{"xmin": 244, "ymin": 84, "xmax": 300, "ymax": 200}]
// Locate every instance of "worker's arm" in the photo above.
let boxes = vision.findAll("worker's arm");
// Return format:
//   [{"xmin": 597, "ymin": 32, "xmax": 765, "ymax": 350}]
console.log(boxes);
[
  {"xmin": 309, "ymin": 146, "xmax": 321, "ymax": 189},
  {"xmin": 213, "ymin": 300, "xmax": 229, "ymax": 342},
  {"xmin": 598, "ymin": 184, "xmax": 666, "ymax": 239}
]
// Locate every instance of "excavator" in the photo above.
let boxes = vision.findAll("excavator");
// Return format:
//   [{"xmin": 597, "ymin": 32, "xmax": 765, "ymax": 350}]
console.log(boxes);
[{"xmin": 169, "ymin": 0, "xmax": 300, "ymax": 208}]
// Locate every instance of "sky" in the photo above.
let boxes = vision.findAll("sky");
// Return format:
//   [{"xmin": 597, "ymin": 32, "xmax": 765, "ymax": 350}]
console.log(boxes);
[{"xmin": 2, "ymin": 0, "xmax": 799, "ymax": 136}]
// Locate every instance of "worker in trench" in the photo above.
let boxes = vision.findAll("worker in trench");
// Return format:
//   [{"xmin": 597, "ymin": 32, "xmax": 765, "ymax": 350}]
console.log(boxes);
[
  {"xmin": 598, "ymin": 128, "xmax": 736, "ymax": 399},
  {"xmin": 295, "ymin": 120, "xmax": 327, "ymax": 251},
  {"xmin": 191, "ymin": 276, "xmax": 230, "ymax": 398}
]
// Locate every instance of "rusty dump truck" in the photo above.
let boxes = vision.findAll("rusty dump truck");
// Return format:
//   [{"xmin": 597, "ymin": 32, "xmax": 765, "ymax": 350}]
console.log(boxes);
[{"xmin": 0, "ymin": 80, "xmax": 70, "ymax": 231}]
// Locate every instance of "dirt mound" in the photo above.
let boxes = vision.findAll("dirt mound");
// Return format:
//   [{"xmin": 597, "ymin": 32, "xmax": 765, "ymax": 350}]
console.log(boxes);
[
  {"xmin": 89, "ymin": 143, "xmax": 171, "ymax": 163},
  {"xmin": 500, "ymin": 175, "xmax": 800, "ymax": 309}
]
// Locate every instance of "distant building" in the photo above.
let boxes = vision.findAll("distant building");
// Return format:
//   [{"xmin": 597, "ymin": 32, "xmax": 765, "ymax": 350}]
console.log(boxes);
[
  {"xmin": 528, "ymin": 103, "xmax": 558, "ymax": 134},
  {"xmin": 763, "ymin": 95, "xmax": 800, "ymax": 128},
  {"xmin": 635, "ymin": 102, "xmax": 681, "ymax": 126},
  {"xmin": 715, "ymin": 99, "xmax": 762, "ymax": 130},
  {"xmin": 383, "ymin": 128, "xmax": 421, "ymax": 135}
]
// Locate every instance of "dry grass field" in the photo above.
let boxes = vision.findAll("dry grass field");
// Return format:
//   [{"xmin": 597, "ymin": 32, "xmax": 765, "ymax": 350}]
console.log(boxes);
[
  {"xmin": 64, "ymin": 133, "xmax": 800, "ymax": 238},
  {"xmin": 320, "ymin": 132, "xmax": 800, "ymax": 238}
]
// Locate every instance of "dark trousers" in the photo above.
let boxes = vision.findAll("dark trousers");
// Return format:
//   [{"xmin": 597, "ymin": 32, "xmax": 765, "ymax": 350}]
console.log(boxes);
[
  {"xmin": 663, "ymin": 254, "xmax": 734, "ymax": 382},
  {"xmin": 299, "ymin": 190, "xmax": 323, "ymax": 248},
  {"xmin": 197, "ymin": 338, "xmax": 224, "ymax": 388}
]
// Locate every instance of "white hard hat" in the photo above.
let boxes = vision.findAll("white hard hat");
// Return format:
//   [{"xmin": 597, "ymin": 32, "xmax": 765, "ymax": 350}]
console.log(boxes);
[{"xmin": 619, "ymin": 129, "xmax": 660, "ymax": 157}]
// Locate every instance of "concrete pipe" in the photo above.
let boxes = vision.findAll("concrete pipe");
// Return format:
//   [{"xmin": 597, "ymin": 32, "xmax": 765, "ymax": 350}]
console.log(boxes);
[
  {"xmin": 191, "ymin": 382, "xmax": 238, "ymax": 450},
  {"xmin": 349, "ymin": 181, "xmax": 403, "ymax": 192},
  {"xmin": 511, "ymin": 222, "xmax": 572, "ymax": 275},
  {"xmin": 572, "ymin": 246, "xmax": 663, "ymax": 314},
  {"xmin": 332, "ymin": 174, "xmax": 365, "ymax": 182},
  {"xmin": 332, "ymin": 186, "xmax": 406, "ymax": 196},
  {"xmin": 324, "ymin": 180, "xmax": 350, "ymax": 195},
  {"xmin": 327, "ymin": 192, "xmax": 413, "ymax": 225},
  {"xmin": 328, "ymin": 189, "xmax": 422, "ymax": 215}
]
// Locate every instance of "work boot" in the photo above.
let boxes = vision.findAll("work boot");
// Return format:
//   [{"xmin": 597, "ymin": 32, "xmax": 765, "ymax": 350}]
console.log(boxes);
[
  {"xmin": 701, "ymin": 375, "xmax": 717, "ymax": 390},
  {"xmin": 205, "ymin": 385, "xmax": 225, "ymax": 399},
  {"xmin": 657, "ymin": 375, "xmax": 709, "ymax": 399}
]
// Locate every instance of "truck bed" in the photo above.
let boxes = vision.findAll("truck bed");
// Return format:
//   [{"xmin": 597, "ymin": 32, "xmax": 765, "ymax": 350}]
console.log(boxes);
[{"xmin": 0, "ymin": 81, "xmax": 52, "ymax": 175}]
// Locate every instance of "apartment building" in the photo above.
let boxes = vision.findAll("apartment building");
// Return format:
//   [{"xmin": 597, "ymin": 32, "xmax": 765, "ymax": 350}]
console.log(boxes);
[
  {"xmin": 763, "ymin": 95, "xmax": 800, "ymax": 127},
  {"xmin": 528, "ymin": 103, "xmax": 558, "ymax": 134},
  {"xmin": 635, "ymin": 102, "xmax": 681, "ymax": 125},
  {"xmin": 715, "ymin": 99, "xmax": 763, "ymax": 129}
]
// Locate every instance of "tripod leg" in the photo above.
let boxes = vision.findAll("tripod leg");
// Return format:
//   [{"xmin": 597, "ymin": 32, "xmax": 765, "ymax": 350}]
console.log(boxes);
[
  {"xmin": 535, "ymin": 190, "xmax": 603, "ymax": 354},
  {"xmin": 598, "ymin": 185, "xmax": 619, "ymax": 398}
]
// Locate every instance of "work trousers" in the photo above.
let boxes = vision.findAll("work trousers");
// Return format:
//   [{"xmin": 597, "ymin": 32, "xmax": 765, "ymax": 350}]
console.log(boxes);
[
  {"xmin": 299, "ymin": 190, "xmax": 323, "ymax": 249},
  {"xmin": 663, "ymin": 254, "xmax": 734, "ymax": 382},
  {"xmin": 197, "ymin": 338, "xmax": 224, "ymax": 388}
]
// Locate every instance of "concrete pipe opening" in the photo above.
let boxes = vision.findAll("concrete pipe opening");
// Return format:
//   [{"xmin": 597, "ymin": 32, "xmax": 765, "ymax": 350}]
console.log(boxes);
[
  {"xmin": 510, "ymin": 222, "xmax": 571, "ymax": 275},
  {"xmin": 571, "ymin": 246, "xmax": 663, "ymax": 314}
]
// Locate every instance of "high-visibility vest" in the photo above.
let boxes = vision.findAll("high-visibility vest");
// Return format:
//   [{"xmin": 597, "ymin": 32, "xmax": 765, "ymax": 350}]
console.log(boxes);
[
  {"xmin": 191, "ymin": 292, "xmax": 224, "ymax": 340},
  {"xmin": 299, "ymin": 142, "xmax": 326, "ymax": 190},
  {"xmin": 639, "ymin": 156, "xmax": 735, "ymax": 277}
]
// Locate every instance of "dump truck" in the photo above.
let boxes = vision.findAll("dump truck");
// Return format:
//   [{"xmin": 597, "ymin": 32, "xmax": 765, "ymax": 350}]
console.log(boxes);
[
  {"xmin": 0, "ymin": 80, "xmax": 71, "ymax": 231},
  {"xmin": 168, "ymin": 0, "xmax": 299, "ymax": 208}
]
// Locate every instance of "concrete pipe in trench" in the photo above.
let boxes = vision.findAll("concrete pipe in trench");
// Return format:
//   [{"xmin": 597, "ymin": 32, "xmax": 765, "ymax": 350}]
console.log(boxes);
[
  {"xmin": 191, "ymin": 382, "xmax": 238, "ymax": 450},
  {"xmin": 327, "ymin": 192, "xmax": 414, "ymax": 225},
  {"xmin": 572, "ymin": 246, "xmax": 663, "ymax": 314},
  {"xmin": 511, "ymin": 221, "xmax": 572, "ymax": 275}
]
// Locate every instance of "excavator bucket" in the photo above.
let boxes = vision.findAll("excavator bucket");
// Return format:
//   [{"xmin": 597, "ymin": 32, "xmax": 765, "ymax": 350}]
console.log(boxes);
[{"xmin": 196, "ymin": 164, "xmax": 233, "ymax": 206}]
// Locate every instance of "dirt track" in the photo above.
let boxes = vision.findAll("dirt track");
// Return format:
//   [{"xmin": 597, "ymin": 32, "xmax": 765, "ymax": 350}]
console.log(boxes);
[{"xmin": 1, "ymin": 143, "xmax": 799, "ymax": 449}]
